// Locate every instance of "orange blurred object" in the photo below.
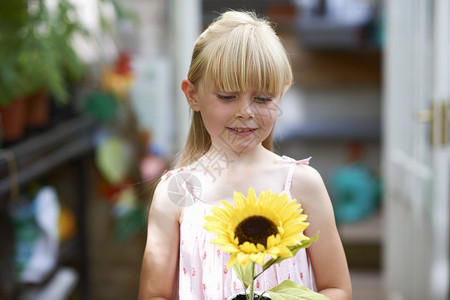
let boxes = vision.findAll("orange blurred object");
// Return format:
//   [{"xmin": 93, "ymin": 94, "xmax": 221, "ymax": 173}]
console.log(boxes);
[{"xmin": 59, "ymin": 205, "xmax": 78, "ymax": 242}]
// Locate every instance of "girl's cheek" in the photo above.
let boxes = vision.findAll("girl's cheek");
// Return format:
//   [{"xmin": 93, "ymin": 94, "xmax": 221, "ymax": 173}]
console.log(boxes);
[{"xmin": 258, "ymin": 105, "xmax": 278, "ymax": 122}]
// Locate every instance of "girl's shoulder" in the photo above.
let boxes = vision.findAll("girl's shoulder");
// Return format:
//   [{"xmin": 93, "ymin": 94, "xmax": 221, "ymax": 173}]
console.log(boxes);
[
  {"xmin": 157, "ymin": 165, "xmax": 203, "ymax": 208},
  {"xmin": 289, "ymin": 156, "xmax": 323, "ymax": 189},
  {"xmin": 276, "ymin": 154, "xmax": 316, "ymax": 192},
  {"xmin": 149, "ymin": 170, "xmax": 184, "ymax": 223},
  {"xmin": 288, "ymin": 158, "xmax": 330, "ymax": 210}
]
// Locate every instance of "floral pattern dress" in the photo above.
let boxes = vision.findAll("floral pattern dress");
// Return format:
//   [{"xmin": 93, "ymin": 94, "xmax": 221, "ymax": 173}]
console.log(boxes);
[{"xmin": 165, "ymin": 156, "xmax": 314, "ymax": 299}]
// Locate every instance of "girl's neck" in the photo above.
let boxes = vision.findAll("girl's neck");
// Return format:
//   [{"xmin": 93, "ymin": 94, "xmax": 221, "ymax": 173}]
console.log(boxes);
[
  {"xmin": 203, "ymin": 142, "xmax": 274, "ymax": 168},
  {"xmin": 193, "ymin": 143, "xmax": 282, "ymax": 199}
]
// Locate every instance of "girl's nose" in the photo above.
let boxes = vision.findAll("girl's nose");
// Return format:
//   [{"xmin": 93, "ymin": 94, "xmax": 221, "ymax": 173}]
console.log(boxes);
[{"xmin": 235, "ymin": 96, "xmax": 255, "ymax": 119}]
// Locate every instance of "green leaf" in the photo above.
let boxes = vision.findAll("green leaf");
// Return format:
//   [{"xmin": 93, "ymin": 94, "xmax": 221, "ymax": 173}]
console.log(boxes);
[
  {"xmin": 267, "ymin": 280, "xmax": 329, "ymax": 300},
  {"xmin": 96, "ymin": 136, "xmax": 132, "ymax": 184},
  {"xmin": 289, "ymin": 232, "xmax": 320, "ymax": 257},
  {"xmin": 233, "ymin": 262, "xmax": 253, "ymax": 290},
  {"xmin": 261, "ymin": 232, "xmax": 319, "ymax": 273}
]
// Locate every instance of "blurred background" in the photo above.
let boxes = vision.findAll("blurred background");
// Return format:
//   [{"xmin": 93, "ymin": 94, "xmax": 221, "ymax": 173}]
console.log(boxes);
[{"xmin": 0, "ymin": 0, "xmax": 448, "ymax": 300}]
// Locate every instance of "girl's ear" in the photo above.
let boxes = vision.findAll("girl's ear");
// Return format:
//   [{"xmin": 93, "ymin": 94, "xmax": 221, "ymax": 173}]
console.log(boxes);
[{"xmin": 181, "ymin": 79, "xmax": 200, "ymax": 111}]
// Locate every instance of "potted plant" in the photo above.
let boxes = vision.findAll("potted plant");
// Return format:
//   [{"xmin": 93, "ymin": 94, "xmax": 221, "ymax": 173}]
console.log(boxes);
[
  {"xmin": 0, "ymin": 0, "xmax": 30, "ymax": 142},
  {"xmin": 20, "ymin": 0, "xmax": 87, "ymax": 129},
  {"xmin": 204, "ymin": 188, "xmax": 326, "ymax": 300},
  {"xmin": 0, "ymin": 0, "xmax": 87, "ymax": 141}
]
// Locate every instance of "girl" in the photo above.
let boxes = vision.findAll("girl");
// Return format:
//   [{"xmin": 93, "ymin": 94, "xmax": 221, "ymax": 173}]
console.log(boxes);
[{"xmin": 139, "ymin": 11, "xmax": 352, "ymax": 300}]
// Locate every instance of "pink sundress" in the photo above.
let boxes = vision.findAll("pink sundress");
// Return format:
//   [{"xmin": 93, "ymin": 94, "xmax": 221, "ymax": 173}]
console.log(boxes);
[{"xmin": 169, "ymin": 156, "xmax": 314, "ymax": 299}]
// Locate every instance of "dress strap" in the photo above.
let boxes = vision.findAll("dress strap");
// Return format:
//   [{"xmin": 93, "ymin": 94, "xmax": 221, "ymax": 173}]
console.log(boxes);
[
  {"xmin": 160, "ymin": 165, "xmax": 193, "ymax": 182},
  {"xmin": 280, "ymin": 156, "xmax": 311, "ymax": 193},
  {"xmin": 280, "ymin": 155, "xmax": 311, "ymax": 166}
]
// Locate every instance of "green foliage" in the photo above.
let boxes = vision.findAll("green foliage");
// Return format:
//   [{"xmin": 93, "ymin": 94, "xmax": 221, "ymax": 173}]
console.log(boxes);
[
  {"xmin": 52, "ymin": 0, "xmax": 88, "ymax": 83},
  {"xmin": 99, "ymin": 0, "xmax": 140, "ymax": 31},
  {"xmin": 229, "ymin": 232, "xmax": 321, "ymax": 300},
  {"xmin": 233, "ymin": 261, "xmax": 254, "ymax": 291},
  {"xmin": 267, "ymin": 280, "xmax": 329, "ymax": 300},
  {"xmin": 0, "ymin": 0, "xmax": 87, "ymax": 107},
  {"xmin": 0, "ymin": 0, "xmax": 27, "ymax": 106}
]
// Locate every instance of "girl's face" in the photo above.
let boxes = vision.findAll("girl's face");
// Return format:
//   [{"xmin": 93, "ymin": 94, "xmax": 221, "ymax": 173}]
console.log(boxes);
[{"xmin": 185, "ymin": 79, "xmax": 282, "ymax": 154}]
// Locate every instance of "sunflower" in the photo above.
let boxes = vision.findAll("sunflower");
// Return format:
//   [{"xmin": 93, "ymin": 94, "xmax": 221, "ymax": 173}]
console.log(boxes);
[{"xmin": 204, "ymin": 187, "xmax": 310, "ymax": 269}]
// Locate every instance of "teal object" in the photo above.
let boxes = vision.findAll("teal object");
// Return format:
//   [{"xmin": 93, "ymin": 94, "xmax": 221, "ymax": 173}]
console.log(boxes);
[
  {"xmin": 84, "ymin": 91, "xmax": 119, "ymax": 123},
  {"xmin": 11, "ymin": 198, "xmax": 39, "ymax": 279},
  {"xmin": 329, "ymin": 163, "xmax": 379, "ymax": 223}
]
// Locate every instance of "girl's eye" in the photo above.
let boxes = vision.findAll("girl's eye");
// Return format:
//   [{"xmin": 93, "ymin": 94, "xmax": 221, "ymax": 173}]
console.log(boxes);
[
  {"xmin": 217, "ymin": 94, "xmax": 235, "ymax": 101},
  {"xmin": 255, "ymin": 96, "xmax": 272, "ymax": 103}
]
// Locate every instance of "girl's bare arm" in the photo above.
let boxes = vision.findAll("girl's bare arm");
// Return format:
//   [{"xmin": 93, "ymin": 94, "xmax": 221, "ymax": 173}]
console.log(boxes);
[
  {"xmin": 139, "ymin": 180, "xmax": 181, "ymax": 300},
  {"xmin": 292, "ymin": 165, "xmax": 352, "ymax": 300}
]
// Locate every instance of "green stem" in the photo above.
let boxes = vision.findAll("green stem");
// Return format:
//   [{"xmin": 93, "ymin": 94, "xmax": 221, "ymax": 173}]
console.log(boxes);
[
  {"xmin": 254, "ymin": 269, "xmax": 264, "ymax": 279},
  {"xmin": 249, "ymin": 262, "xmax": 255, "ymax": 300},
  {"xmin": 256, "ymin": 291, "xmax": 267, "ymax": 300}
]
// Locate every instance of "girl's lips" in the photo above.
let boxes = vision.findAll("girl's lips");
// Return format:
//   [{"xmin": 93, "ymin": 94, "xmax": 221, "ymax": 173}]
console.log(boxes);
[{"xmin": 226, "ymin": 127, "xmax": 257, "ymax": 137}]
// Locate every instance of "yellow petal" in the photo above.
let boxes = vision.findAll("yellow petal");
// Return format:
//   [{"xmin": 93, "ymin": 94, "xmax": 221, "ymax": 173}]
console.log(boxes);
[
  {"xmin": 250, "ymin": 252, "xmax": 266, "ymax": 266},
  {"xmin": 220, "ymin": 244, "xmax": 241, "ymax": 253},
  {"xmin": 233, "ymin": 192, "xmax": 247, "ymax": 210},
  {"xmin": 221, "ymin": 200, "xmax": 236, "ymax": 214},
  {"xmin": 240, "ymin": 241, "xmax": 258, "ymax": 253},
  {"xmin": 237, "ymin": 252, "xmax": 250, "ymax": 266},
  {"xmin": 247, "ymin": 188, "xmax": 257, "ymax": 203},
  {"xmin": 227, "ymin": 254, "xmax": 238, "ymax": 269}
]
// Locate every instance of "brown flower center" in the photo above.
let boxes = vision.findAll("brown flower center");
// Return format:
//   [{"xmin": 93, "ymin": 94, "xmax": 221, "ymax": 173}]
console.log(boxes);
[{"xmin": 234, "ymin": 216, "xmax": 278, "ymax": 247}]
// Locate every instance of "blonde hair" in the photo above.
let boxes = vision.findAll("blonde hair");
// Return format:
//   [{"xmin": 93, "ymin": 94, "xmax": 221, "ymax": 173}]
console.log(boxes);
[{"xmin": 177, "ymin": 11, "xmax": 293, "ymax": 167}]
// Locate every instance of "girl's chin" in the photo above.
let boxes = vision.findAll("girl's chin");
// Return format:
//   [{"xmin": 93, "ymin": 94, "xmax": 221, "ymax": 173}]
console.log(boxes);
[{"xmin": 211, "ymin": 134, "xmax": 268, "ymax": 155}]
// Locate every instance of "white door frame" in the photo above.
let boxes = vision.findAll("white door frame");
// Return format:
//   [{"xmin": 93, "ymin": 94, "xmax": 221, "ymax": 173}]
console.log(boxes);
[
  {"xmin": 383, "ymin": 0, "xmax": 449, "ymax": 299},
  {"xmin": 429, "ymin": 0, "xmax": 450, "ymax": 298}
]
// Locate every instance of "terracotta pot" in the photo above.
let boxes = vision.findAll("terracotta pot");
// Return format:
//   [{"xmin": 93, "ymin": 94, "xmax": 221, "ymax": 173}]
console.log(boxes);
[
  {"xmin": 0, "ymin": 98, "xmax": 27, "ymax": 142},
  {"xmin": 26, "ymin": 90, "xmax": 50, "ymax": 129}
]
